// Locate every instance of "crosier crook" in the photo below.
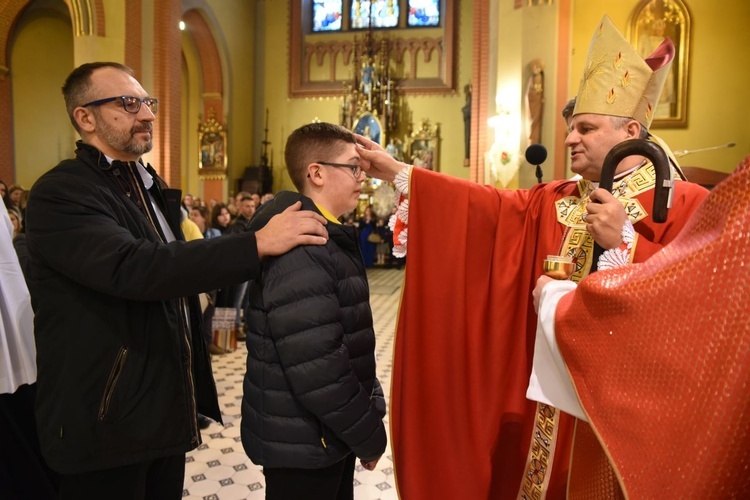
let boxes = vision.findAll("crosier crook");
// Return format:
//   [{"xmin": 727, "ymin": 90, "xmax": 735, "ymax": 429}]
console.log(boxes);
[{"xmin": 590, "ymin": 139, "xmax": 673, "ymax": 271}]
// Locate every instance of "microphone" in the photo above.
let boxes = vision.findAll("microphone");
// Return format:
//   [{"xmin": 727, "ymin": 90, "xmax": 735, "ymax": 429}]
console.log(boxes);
[
  {"xmin": 525, "ymin": 144, "xmax": 547, "ymax": 183},
  {"xmin": 673, "ymin": 142, "xmax": 735, "ymax": 158}
]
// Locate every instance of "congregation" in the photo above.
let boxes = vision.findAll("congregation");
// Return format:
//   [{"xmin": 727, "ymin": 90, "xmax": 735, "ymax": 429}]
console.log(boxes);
[
  {"xmin": 1, "ymin": 178, "xmax": 400, "ymax": 365},
  {"xmin": 182, "ymin": 191, "xmax": 402, "ymax": 272}
]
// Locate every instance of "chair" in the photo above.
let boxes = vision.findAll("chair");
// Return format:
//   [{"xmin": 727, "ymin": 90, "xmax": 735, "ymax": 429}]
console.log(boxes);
[{"xmin": 680, "ymin": 166, "xmax": 730, "ymax": 189}]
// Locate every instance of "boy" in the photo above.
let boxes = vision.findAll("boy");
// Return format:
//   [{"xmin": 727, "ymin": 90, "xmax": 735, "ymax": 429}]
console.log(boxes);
[{"xmin": 240, "ymin": 122, "xmax": 386, "ymax": 500}]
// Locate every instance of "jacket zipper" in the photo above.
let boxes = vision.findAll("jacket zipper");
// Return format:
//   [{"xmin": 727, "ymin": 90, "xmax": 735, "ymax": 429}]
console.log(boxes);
[
  {"xmin": 142, "ymin": 171, "xmax": 199, "ymax": 443},
  {"xmin": 98, "ymin": 347, "xmax": 128, "ymax": 420},
  {"xmin": 178, "ymin": 297, "xmax": 200, "ymax": 443},
  {"xmin": 128, "ymin": 162, "xmax": 160, "ymax": 230},
  {"xmin": 319, "ymin": 421, "xmax": 327, "ymax": 449},
  {"xmin": 125, "ymin": 168, "xmax": 200, "ymax": 443}
]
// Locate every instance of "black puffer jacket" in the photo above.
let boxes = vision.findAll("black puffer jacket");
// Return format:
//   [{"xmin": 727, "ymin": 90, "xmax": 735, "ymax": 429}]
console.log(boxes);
[{"xmin": 241, "ymin": 191, "xmax": 387, "ymax": 468}]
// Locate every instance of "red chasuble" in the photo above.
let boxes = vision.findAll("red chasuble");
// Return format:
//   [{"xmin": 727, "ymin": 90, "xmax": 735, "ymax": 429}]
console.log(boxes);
[
  {"xmin": 555, "ymin": 158, "xmax": 750, "ymax": 498},
  {"xmin": 390, "ymin": 167, "xmax": 707, "ymax": 499}
]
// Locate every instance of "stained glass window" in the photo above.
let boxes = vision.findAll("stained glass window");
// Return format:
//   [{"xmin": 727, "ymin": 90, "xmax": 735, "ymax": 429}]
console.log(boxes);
[
  {"xmin": 311, "ymin": 1, "xmax": 443, "ymax": 32},
  {"xmin": 408, "ymin": 0, "xmax": 440, "ymax": 27},
  {"xmin": 351, "ymin": 1, "xmax": 399, "ymax": 29},
  {"xmin": 313, "ymin": 0, "xmax": 343, "ymax": 32}
]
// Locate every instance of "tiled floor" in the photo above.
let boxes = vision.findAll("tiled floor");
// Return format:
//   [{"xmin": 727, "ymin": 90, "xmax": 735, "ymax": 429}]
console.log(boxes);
[{"xmin": 183, "ymin": 268, "xmax": 404, "ymax": 500}]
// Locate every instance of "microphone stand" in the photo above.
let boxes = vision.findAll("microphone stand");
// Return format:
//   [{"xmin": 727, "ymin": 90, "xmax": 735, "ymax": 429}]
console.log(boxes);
[{"xmin": 673, "ymin": 142, "xmax": 736, "ymax": 158}]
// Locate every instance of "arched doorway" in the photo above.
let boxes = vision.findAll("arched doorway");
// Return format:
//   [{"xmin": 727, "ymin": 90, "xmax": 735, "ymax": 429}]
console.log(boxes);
[{"xmin": 3, "ymin": 0, "xmax": 73, "ymax": 187}]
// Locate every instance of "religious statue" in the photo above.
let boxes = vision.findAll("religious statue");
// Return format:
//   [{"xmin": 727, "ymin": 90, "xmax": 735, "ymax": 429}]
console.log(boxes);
[
  {"xmin": 461, "ymin": 83, "xmax": 472, "ymax": 166},
  {"xmin": 386, "ymin": 138, "xmax": 404, "ymax": 161},
  {"xmin": 526, "ymin": 59, "xmax": 544, "ymax": 145},
  {"xmin": 197, "ymin": 111, "xmax": 228, "ymax": 179},
  {"xmin": 360, "ymin": 58, "xmax": 375, "ymax": 109},
  {"xmin": 361, "ymin": 59, "xmax": 374, "ymax": 95}
]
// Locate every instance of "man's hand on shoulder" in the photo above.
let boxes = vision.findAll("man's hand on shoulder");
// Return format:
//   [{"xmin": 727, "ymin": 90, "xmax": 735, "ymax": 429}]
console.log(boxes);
[{"xmin": 255, "ymin": 201, "xmax": 328, "ymax": 258}]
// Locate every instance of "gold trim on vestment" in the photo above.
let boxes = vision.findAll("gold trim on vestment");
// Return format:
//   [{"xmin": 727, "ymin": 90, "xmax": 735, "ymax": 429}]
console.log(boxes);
[
  {"xmin": 517, "ymin": 163, "xmax": 660, "ymax": 499},
  {"xmin": 555, "ymin": 163, "xmax": 657, "ymax": 282},
  {"xmin": 518, "ymin": 404, "xmax": 560, "ymax": 500}
]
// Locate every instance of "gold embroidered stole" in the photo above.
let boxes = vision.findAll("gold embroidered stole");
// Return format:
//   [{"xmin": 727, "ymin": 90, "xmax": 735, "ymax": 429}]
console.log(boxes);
[
  {"xmin": 555, "ymin": 163, "xmax": 658, "ymax": 282},
  {"xmin": 517, "ymin": 163, "xmax": 659, "ymax": 500},
  {"xmin": 518, "ymin": 404, "xmax": 560, "ymax": 500}
]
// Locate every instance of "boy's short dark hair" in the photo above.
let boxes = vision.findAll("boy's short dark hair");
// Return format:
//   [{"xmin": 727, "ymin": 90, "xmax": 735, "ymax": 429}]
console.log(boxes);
[{"xmin": 285, "ymin": 122, "xmax": 357, "ymax": 192}]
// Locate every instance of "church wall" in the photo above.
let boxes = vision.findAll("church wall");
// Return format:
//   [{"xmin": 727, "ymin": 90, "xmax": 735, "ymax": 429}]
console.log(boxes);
[
  {"xmin": 262, "ymin": 0, "xmax": 475, "ymax": 192},
  {"xmin": 570, "ymin": 0, "xmax": 750, "ymax": 174},
  {"xmin": 177, "ymin": 0, "xmax": 258, "ymax": 199},
  {"xmin": 180, "ymin": 23, "xmax": 203, "ymax": 200},
  {"xmin": 4, "ymin": 0, "xmax": 745, "ymax": 194},
  {"xmin": 400, "ymin": 0, "xmax": 473, "ymax": 180},
  {"xmin": 10, "ymin": 12, "xmax": 73, "ymax": 188},
  {"xmin": 73, "ymin": 0, "xmax": 125, "ymax": 66},
  {"xmin": 489, "ymin": 0, "xmax": 566, "ymax": 189},
  {"xmin": 201, "ymin": 0, "xmax": 257, "ymax": 193}
]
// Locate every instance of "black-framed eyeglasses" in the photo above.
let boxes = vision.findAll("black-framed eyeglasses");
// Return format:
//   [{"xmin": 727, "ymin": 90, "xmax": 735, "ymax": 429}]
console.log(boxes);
[
  {"xmin": 317, "ymin": 161, "xmax": 363, "ymax": 178},
  {"xmin": 82, "ymin": 95, "xmax": 159, "ymax": 114}
]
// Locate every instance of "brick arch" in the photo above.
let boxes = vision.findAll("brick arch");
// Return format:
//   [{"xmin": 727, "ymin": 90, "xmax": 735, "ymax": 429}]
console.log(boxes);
[
  {"xmin": 1, "ymin": 1, "xmax": 33, "ymax": 70},
  {"xmin": 182, "ymin": 8, "xmax": 225, "ymax": 200},
  {"xmin": 64, "ymin": 0, "xmax": 104, "ymax": 37},
  {"xmin": 182, "ymin": 8, "xmax": 224, "ymax": 121},
  {"xmin": 0, "ymin": 0, "xmax": 33, "ymax": 183},
  {"xmin": 0, "ymin": 0, "xmax": 104, "ymax": 183}
]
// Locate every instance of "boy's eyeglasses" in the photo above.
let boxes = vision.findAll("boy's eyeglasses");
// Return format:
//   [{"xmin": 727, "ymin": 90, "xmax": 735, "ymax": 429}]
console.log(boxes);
[{"xmin": 313, "ymin": 161, "xmax": 363, "ymax": 178}]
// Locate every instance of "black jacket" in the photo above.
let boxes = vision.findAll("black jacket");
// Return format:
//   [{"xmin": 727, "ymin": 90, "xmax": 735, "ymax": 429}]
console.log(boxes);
[
  {"xmin": 229, "ymin": 214, "xmax": 253, "ymax": 234},
  {"xmin": 241, "ymin": 191, "xmax": 387, "ymax": 469},
  {"xmin": 25, "ymin": 142, "xmax": 261, "ymax": 474}
]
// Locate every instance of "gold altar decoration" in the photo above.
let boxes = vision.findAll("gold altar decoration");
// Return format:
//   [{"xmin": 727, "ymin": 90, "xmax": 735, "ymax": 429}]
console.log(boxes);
[
  {"xmin": 341, "ymin": 30, "xmax": 405, "ymax": 146},
  {"xmin": 197, "ymin": 110, "xmax": 227, "ymax": 180},
  {"xmin": 342, "ymin": 29, "xmax": 410, "ymax": 219},
  {"xmin": 407, "ymin": 120, "xmax": 440, "ymax": 172}
]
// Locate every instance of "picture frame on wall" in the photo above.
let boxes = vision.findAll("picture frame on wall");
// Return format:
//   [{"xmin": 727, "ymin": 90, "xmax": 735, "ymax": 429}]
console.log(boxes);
[
  {"xmin": 198, "ymin": 114, "xmax": 228, "ymax": 179},
  {"xmin": 628, "ymin": 0, "xmax": 691, "ymax": 128},
  {"xmin": 353, "ymin": 112, "xmax": 384, "ymax": 146},
  {"xmin": 407, "ymin": 120, "xmax": 440, "ymax": 172}
]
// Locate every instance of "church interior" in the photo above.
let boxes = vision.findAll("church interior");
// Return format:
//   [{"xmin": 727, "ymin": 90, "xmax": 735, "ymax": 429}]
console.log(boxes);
[
  {"xmin": 1, "ymin": 0, "xmax": 748, "ymax": 200},
  {"xmin": 1, "ymin": 0, "xmax": 749, "ymax": 498}
]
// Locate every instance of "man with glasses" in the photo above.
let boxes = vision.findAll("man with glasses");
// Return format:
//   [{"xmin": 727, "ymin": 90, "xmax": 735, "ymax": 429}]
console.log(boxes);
[
  {"xmin": 240, "ymin": 122, "xmax": 386, "ymax": 500},
  {"xmin": 24, "ymin": 62, "xmax": 329, "ymax": 499}
]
